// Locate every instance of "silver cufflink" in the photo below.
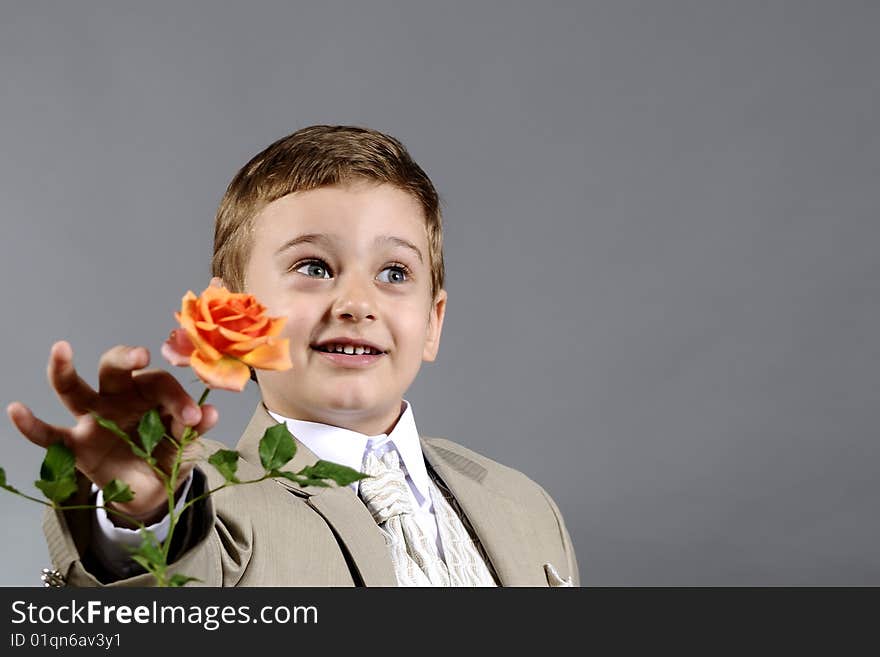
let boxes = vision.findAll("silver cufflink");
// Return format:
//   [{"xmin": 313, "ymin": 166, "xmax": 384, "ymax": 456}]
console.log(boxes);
[{"xmin": 40, "ymin": 568, "xmax": 66, "ymax": 587}]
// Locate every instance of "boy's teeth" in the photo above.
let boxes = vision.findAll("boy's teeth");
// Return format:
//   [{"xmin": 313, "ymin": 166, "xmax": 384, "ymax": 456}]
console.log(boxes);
[{"xmin": 320, "ymin": 344, "xmax": 379, "ymax": 355}]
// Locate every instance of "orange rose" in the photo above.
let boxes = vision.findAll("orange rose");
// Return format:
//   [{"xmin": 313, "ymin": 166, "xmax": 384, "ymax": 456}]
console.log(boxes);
[{"xmin": 161, "ymin": 285, "xmax": 292, "ymax": 391}]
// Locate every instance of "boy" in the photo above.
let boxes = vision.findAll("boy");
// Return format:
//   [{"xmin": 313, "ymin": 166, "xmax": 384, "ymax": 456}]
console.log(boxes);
[{"xmin": 8, "ymin": 125, "xmax": 579, "ymax": 587}]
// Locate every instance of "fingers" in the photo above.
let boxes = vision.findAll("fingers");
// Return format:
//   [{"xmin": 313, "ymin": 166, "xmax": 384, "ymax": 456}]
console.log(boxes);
[
  {"xmin": 130, "ymin": 369, "xmax": 212, "ymax": 429},
  {"xmin": 166, "ymin": 403, "xmax": 219, "ymax": 442},
  {"xmin": 6, "ymin": 402, "xmax": 71, "ymax": 448},
  {"xmin": 98, "ymin": 345, "xmax": 149, "ymax": 396},
  {"xmin": 47, "ymin": 341, "xmax": 99, "ymax": 416},
  {"xmin": 193, "ymin": 403, "xmax": 219, "ymax": 435}
]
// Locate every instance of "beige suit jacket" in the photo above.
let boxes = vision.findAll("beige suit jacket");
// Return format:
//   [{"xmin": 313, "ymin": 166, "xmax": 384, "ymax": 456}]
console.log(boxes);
[{"xmin": 43, "ymin": 403, "xmax": 580, "ymax": 587}]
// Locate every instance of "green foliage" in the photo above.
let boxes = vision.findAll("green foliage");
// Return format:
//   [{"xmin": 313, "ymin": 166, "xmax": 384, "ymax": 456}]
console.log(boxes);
[
  {"xmin": 272, "ymin": 470, "xmax": 330, "ymax": 488},
  {"xmin": 271, "ymin": 461, "xmax": 369, "ymax": 489},
  {"xmin": 91, "ymin": 412, "xmax": 132, "ymax": 441},
  {"xmin": 168, "ymin": 574, "xmax": 201, "ymax": 587},
  {"xmin": 137, "ymin": 409, "xmax": 165, "ymax": 456},
  {"xmin": 301, "ymin": 460, "xmax": 370, "ymax": 487},
  {"xmin": 2, "ymin": 385, "xmax": 371, "ymax": 587},
  {"xmin": 208, "ymin": 449, "xmax": 240, "ymax": 483},
  {"xmin": 102, "ymin": 479, "xmax": 135, "ymax": 504},
  {"xmin": 91, "ymin": 413, "xmax": 152, "ymax": 462},
  {"xmin": 129, "ymin": 529, "xmax": 166, "ymax": 574},
  {"xmin": 0, "ymin": 466, "xmax": 21, "ymax": 494},
  {"xmin": 258, "ymin": 424, "xmax": 297, "ymax": 471},
  {"xmin": 34, "ymin": 443, "xmax": 78, "ymax": 503}
]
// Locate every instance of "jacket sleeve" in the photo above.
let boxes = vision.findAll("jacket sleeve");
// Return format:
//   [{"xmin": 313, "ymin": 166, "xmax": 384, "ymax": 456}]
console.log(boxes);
[{"xmin": 42, "ymin": 465, "xmax": 248, "ymax": 587}]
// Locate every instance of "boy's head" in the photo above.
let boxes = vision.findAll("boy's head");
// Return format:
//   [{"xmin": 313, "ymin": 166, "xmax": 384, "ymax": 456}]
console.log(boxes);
[
  {"xmin": 210, "ymin": 126, "xmax": 447, "ymax": 435},
  {"xmin": 212, "ymin": 125, "xmax": 444, "ymax": 301}
]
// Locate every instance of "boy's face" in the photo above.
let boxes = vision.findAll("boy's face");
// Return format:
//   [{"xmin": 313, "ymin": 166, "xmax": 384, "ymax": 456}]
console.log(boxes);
[{"xmin": 226, "ymin": 181, "xmax": 446, "ymax": 436}]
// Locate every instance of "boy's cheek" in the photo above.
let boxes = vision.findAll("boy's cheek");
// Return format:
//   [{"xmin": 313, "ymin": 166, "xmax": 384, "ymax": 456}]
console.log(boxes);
[{"xmin": 284, "ymin": 319, "xmax": 320, "ymax": 356}]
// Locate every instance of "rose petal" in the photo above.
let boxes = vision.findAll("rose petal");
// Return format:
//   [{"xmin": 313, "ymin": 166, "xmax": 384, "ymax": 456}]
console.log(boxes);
[
  {"xmin": 161, "ymin": 329, "xmax": 195, "ymax": 366},
  {"xmin": 180, "ymin": 290, "xmax": 199, "ymax": 308},
  {"xmin": 201, "ymin": 284, "xmax": 232, "ymax": 308},
  {"xmin": 239, "ymin": 338, "xmax": 292, "ymax": 371},
  {"xmin": 180, "ymin": 291, "xmax": 199, "ymax": 321},
  {"xmin": 190, "ymin": 352, "xmax": 251, "ymax": 392},
  {"xmin": 228, "ymin": 315, "xmax": 268, "ymax": 334},
  {"xmin": 197, "ymin": 296, "xmax": 214, "ymax": 324},
  {"xmin": 178, "ymin": 312, "xmax": 222, "ymax": 361},
  {"xmin": 215, "ymin": 310, "xmax": 246, "ymax": 322},
  {"xmin": 224, "ymin": 338, "xmax": 270, "ymax": 354}
]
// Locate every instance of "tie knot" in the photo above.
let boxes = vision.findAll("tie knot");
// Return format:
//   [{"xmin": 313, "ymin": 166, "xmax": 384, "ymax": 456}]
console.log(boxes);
[{"xmin": 359, "ymin": 449, "xmax": 412, "ymax": 524}]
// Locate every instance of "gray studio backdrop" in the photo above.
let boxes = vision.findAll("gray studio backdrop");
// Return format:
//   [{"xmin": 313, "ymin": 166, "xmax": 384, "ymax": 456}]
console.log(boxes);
[{"xmin": 1, "ymin": 1, "xmax": 878, "ymax": 586}]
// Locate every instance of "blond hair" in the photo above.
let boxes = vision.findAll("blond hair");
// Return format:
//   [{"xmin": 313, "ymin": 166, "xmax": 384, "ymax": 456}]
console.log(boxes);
[{"xmin": 211, "ymin": 125, "xmax": 445, "ymax": 300}]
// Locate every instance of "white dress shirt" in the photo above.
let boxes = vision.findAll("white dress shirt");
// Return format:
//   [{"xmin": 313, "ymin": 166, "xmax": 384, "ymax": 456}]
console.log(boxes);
[
  {"xmin": 266, "ymin": 399, "xmax": 443, "ymax": 559},
  {"xmin": 90, "ymin": 473, "xmax": 193, "ymax": 577},
  {"xmin": 92, "ymin": 398, "xmax": 444, "ymax": 577}
]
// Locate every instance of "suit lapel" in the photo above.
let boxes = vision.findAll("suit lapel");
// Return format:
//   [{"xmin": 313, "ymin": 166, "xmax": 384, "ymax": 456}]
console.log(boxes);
[
  {"xmin": 235, "ymin": 403, "xmax": 544, "ymax": 586},
  {"xmin": 236, "ymin": 403, "xmax": 397, "ymax": 586},
  {"xmin": 421, "ymin": 438, "xmax": 545, "ymax": 586}
]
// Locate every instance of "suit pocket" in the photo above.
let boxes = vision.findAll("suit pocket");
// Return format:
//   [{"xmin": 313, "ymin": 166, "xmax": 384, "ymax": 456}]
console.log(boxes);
[{"xmin": 543, "ymin": 562, "xmax": 573, "ymax": 587}]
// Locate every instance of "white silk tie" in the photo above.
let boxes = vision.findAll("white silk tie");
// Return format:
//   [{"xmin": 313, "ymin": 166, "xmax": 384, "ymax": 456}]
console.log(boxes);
[
  {"xmin": 359, "ymin": 448, "xmax": 496, "ymax": 587},
  {"xmin": 360, "ymin": 449, "xmax": 448, "ymax": 586}
]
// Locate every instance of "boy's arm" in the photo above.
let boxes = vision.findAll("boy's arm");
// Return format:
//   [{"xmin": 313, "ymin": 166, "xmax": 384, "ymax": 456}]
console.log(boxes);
[
  {"xmin": 88, "ymin": 471, "xmax": 195, "ymax": 580},
  {"xmin": 8, "ymin": 341, "xmax": 229, "ymax": 586},
  {"xmin": 42, "ymin": 467, "xmax": 223, "ymax": 587}
]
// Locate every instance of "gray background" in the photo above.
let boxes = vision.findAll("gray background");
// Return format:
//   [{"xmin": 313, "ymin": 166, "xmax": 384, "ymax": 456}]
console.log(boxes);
[{"xmin": 1, "ymin": 0, "xmax": 877, "ymax": 586}]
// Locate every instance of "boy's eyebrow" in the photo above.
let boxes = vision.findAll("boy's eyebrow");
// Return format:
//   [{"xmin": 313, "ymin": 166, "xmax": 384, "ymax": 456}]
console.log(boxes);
[
  {"xmin": 375, "ymin": 235, "xmax": 423, "ymax": 263},
  {"xmin": 275, "ymin": 233, "xmax": 423, "ymax": 263}
]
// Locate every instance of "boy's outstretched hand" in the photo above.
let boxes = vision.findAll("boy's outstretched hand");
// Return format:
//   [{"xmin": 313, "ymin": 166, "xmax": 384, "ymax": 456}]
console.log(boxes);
[{"xmin": 6, "ymin": 340, "xmax": 219, "ymax": 527}]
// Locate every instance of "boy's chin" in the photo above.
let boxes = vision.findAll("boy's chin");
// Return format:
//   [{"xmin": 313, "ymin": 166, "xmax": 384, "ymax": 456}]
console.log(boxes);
[
  {"xmin": 260, "ymin": 376, "xmax": 402, "ymax": 417},
  {"xmin": 313, "ymin": 390, "xmax": 387, "ymax": 412},
  {"xmin": 305, "ymin": 394, "xmax": 405, "ymax": 433}
]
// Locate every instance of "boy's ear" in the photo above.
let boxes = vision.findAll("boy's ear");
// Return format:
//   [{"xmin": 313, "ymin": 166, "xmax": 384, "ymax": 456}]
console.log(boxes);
[{"xmin": 422, "ymin": 289, "xmax": 447, "ymax": 362}]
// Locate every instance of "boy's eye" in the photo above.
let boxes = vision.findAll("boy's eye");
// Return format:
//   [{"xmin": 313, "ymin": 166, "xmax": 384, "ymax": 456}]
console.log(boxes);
[
  {"xmin": 293, "ymin": 260, "xmax": 332, "ymax": 279},
  {"xmin": 291, "ymin": 259, "xmax": 410, "ymax": 283},
  {"xmin": 378, "ymin": 265, "xmax": 409, "ymax": 284}
]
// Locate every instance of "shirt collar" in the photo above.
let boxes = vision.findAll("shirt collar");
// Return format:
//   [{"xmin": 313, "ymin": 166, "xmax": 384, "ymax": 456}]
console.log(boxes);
[{"xmin": 265, "ymin": 400, "xmax": 430, "ymax": 501}]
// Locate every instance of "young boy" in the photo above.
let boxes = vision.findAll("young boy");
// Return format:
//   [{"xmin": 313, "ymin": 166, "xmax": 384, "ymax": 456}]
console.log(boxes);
[{"xmin": 9, "ymin": 125, "xmax": 579, "ymax": 587}]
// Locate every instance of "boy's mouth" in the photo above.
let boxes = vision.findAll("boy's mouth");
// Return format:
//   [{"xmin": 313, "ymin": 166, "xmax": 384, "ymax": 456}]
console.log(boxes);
[
  {"xmin": 312, "ymin": 344, "xmax": 386, "ymax": 355},
  {"xmin": 310, "ymin": 339, "xmax": 387, "ymax": 367}
]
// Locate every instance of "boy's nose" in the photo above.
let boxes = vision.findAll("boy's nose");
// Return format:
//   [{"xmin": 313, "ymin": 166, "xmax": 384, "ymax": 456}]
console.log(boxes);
[{"xmin": 331, "ymin": 278, "xmax": 377, "ymax": 322}]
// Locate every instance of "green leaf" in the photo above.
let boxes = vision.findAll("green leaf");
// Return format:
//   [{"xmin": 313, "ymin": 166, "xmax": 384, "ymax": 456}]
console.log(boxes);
[
  {"xmin": 269, "ymin": 460, "xmax": 369, "ymax": 489},
  {"xmin": 92, "ymin": 413, "xmax": 149, "ymax": 460},
  {"xmin": 0, "ymin": 466, "xmax": 21, "ymax": 494},
  {"xmin": 129, "ymin": 529, "xmax": 166, "ymax": 569},
  {"xmin": 300, "ymin": 460, "xmax": 370, "ymax": 487},
  {"xmin": 102, "ymin": 479, "xmax": 135, "ymax": 504},
  {"xmin": 34, "ymin": 443, "xmax": 78, "ymax": 503},
  {"xmin": 295, "ymin": 476, "xmax": 332, "ymax": 488},
  {"xmin": 39, "ymin": 443, "xmax": 76, "ymax": 481},
  {"xmin": 258, "ymin": 424, "xmax": 297, "ymax": 471},
  {"xmin": 131, "ymin": 555, "xmax": 161, "ymax": 575},
  {"xmin": 272, "ymin": 470, "xmax": 330, "ymax": 488},
  {"xmin": 34, "ymin": 478, "xmax": 78, "ymax": 503},
  {"xmin": 207, "ymin": 449, "xmax": 240, "ymax": 483},
  {"xmin": 168, "ymin": 574, "xmax": 201, "ymax": 587},
  {"xmin": 91, "ymin": 413, "xmax": 129, "ymax": 440},
  {"xmin": 137, "ymin": 409, "xmax": 165, "ymax": 456}
]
